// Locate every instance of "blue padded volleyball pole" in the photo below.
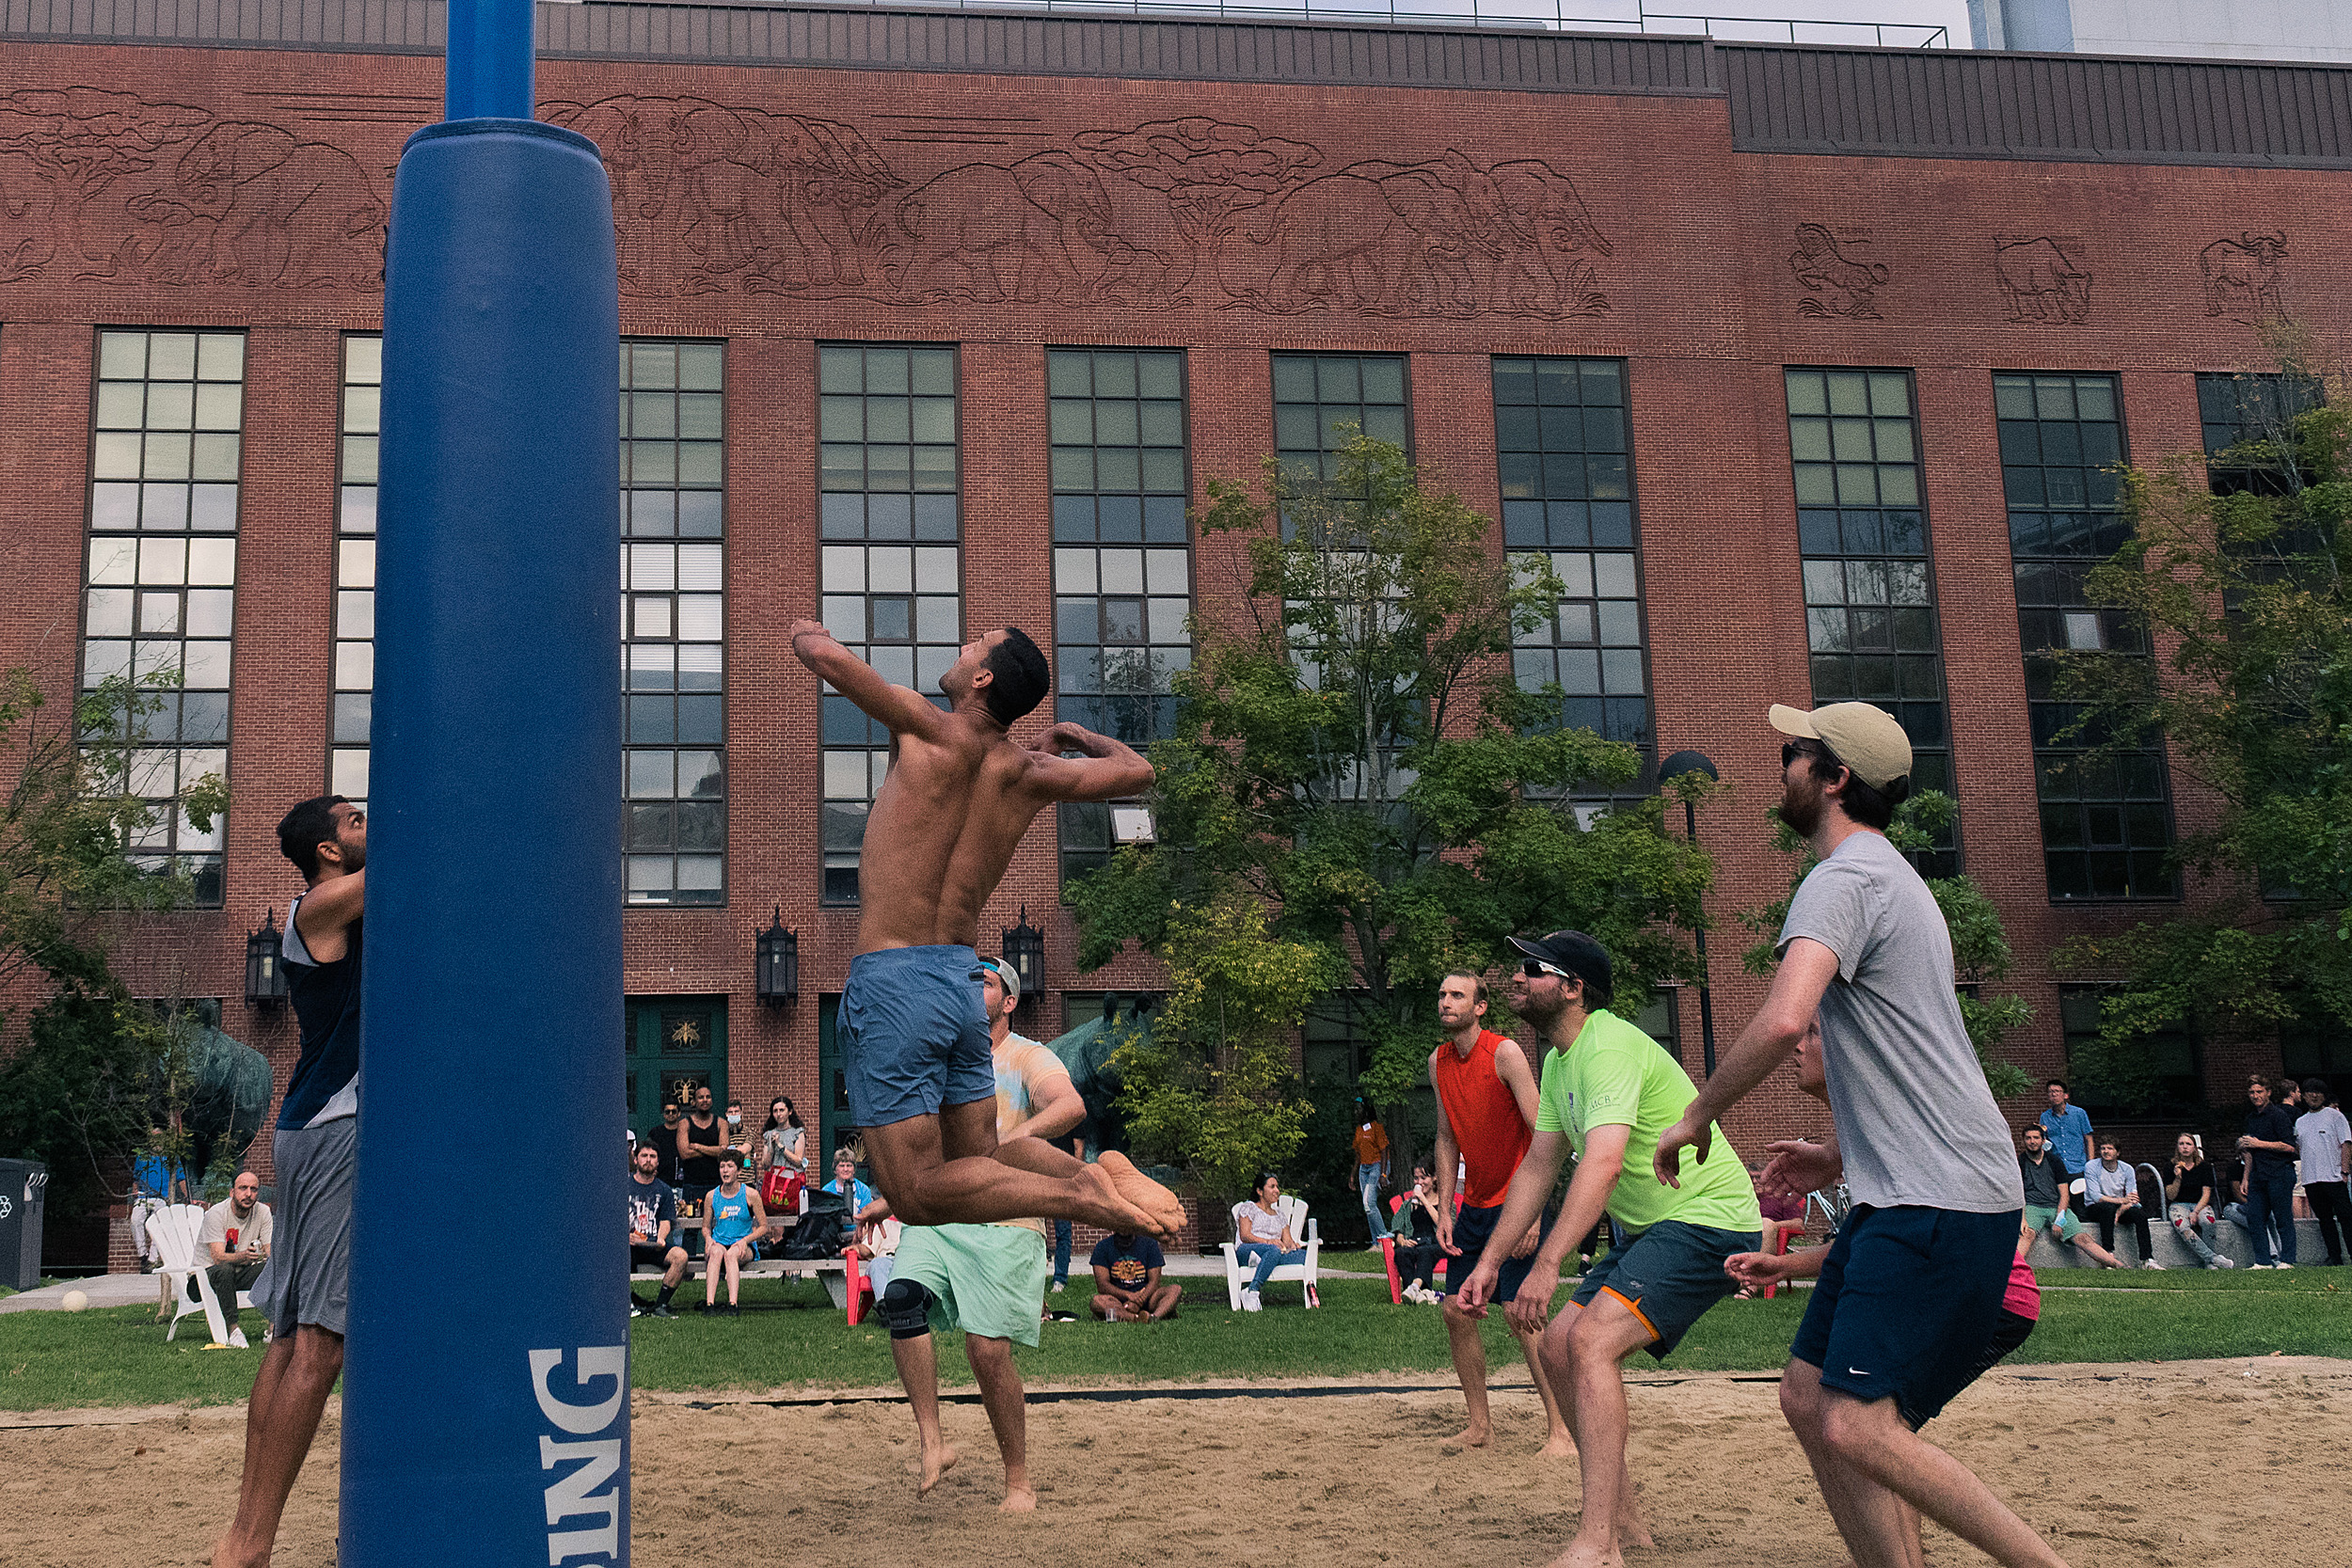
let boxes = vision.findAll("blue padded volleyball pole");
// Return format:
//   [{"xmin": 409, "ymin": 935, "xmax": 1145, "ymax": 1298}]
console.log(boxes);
[{"xmin": 344, "ymin": 0, "xmax": 625, "ymax": 1561}]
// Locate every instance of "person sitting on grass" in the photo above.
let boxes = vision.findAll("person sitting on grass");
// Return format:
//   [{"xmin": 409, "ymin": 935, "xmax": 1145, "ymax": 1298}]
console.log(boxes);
[
  {"xmin": 1391, "ymin": 1166, "xmax": 1445, "ymax": 1305},
  {"xmin": 1233, "ymin": 1171, "xmax": 1309, "ymax": 1311},
  {"xmin": 1089, "ymin": 1229, "xmax": 1180, "ymax": 1322},
  {"xmin": 701, "ymin": 1151, "xmax": 767, "ymax": 1316},
  {"xmin": 628, "ymin": 1139, "xmax": 690, "ymax": 1319}
]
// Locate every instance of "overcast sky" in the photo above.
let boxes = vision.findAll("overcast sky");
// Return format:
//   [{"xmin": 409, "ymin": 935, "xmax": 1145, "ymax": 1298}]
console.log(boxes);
[{"xmin": 1595, "ymin": 0, "xmax": 1976, "ymax": 47}]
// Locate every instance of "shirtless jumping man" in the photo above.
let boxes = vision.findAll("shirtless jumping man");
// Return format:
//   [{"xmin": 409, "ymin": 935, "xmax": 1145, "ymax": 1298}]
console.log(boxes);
[{"xmin": 788, "ymin": 619, "xmax": 1183, "ymax": 1239}]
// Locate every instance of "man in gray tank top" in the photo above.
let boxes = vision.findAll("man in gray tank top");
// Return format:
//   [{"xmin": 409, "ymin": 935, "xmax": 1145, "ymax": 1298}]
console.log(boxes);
[{"xmin": 1654, "ymin": 702, "xmax": 2058, "ymax": 1568}]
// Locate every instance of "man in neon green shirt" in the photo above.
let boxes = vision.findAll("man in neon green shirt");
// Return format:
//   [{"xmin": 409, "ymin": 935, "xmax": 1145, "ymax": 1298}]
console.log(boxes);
[{"xmin": 1458, "ymin": 929, "xmax": 1761, "ymax": 1568}]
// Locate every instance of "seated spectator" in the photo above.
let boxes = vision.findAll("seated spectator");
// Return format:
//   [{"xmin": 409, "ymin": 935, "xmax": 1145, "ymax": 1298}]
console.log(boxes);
[
  {"xmin": 701, "ymin": 1152, "xmax": 767, "ymax": 1316},
  {"xmin": 1090, "ymin": 1228, "xmax": 1179, "ymax": 1322},
  {"xmin": 856, "ymin": 1211, "xmax": 903, "ymax": 1298},
  {"xmin": 2163, "ymin": 1133, "xmax": 2233, "ymax": 1270},
  {"xmin": 627, "ymin": 1139, "xmax": 690, "ymax": 1318},
  {"xmin": 1390, "ymin": 1166, "xmax": 1444, "ymax": 1305},
  {"xmin": 824, "ymin": 1150, "xmax": 875, "ymax": 1243},
  {"xmin": 643, "ymin": 1101, "xmax": 686, "ymax": 1188},
  {"xmin": 2081, "ymin": 1140, "xmax": 2160, "ymax": 1268},
  {"xmin": 1232, "ymin": 1170, "xmax": 1307, "ymax": 1312},
  {"xmin": 199, "ymin": 1170, "xmax": 271, "ymax": 1346},
  {"xmin": 2019, "ymin": 1124, "xmax": 2124, "ymax": 1269}
]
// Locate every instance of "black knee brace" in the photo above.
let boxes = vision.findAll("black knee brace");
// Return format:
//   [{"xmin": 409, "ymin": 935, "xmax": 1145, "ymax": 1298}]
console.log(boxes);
[{"xmin": 881, "ymin": 1278, "xmax": 935, "ymax": 1340}]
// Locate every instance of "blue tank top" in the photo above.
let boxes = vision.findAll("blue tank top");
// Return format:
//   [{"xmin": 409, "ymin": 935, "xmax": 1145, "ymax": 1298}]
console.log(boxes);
[
  {"xmin": 707, "ymin": 1185, "xmax": 755, "ymax": 1247},
  {"xmin": 280, "ymin": 895, "xmax": 362, "ymax": 1130}
]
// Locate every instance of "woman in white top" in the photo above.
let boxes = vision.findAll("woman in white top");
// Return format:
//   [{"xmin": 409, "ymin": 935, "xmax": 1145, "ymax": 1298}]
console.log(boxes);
[
  {"xmin": 758, "ymin": 1097, "xmax": 805, "ymax": 1179},
  {"xmin": 1233, "ymin": 1170, "xmax": 1306, "ymax": 1310}
]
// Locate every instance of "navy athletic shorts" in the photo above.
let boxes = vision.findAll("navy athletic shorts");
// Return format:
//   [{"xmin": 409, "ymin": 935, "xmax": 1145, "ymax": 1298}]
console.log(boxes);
[
  {"xmin": 1789, "ymin": 1203, "xmax": 2021, "ymax": 1426},
  {"xmin": 1444, "ymin": 1201, "xmax": 1557, "ymax": 1305}
]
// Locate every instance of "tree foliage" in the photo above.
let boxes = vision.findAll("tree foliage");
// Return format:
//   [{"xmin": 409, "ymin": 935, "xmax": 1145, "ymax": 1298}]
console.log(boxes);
[
  {"xmin": 2052, "ymin": 333, "xmax": 2352, "ymax": 1106},
  {"xmin": 1069, "ymin": 436, "xmax": 1715, "ymax": 1180},
  {"xmin": 1739, "ymin": 792, "xmax": 2034, "ymax": 1100},
  {"xmin": 0, "ymin": 667, "xmax": 228, "ymax": 1202}
]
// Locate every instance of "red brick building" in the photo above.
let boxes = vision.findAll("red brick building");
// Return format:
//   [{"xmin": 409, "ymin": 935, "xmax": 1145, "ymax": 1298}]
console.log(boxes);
[{"xmin": 3, "ymin": 8, "xmax": 2345, "ymax": 1250}]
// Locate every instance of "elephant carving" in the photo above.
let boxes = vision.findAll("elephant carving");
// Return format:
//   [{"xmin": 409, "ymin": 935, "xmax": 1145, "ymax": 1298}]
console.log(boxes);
[
  {"xmin": 129, "ymin": 123, "xmax": 384, "ymax": 288},
  {"xmin": 885, "ymin": 153, "xmax": 1114, "ymax": 303},
  {"xmin": 1994, "ymin": 236, "xmax": 2091, "ymax": 325}
]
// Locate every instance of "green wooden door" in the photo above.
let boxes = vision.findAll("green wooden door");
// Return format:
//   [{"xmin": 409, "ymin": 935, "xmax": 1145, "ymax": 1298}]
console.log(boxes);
[
  {"xmin": 626, "ymin": 997, "xmax": 728, "ymax": 1137},
  {"xmin": 817, "ymin": 996, "xmax": 847, "ymax": 1171}
]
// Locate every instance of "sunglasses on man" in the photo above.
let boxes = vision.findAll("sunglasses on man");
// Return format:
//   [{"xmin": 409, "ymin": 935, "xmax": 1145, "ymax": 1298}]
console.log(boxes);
[{"xmin": 1519, "ymin": 958, "xmax": 1576, "ymax": 981}]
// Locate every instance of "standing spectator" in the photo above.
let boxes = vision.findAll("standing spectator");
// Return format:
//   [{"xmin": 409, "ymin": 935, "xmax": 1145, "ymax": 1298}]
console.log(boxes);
[
  {"xmin": 757, "ymin": 1097, "xmax": 804, "ymax": 1182},
  {"xmin": 2233, "ymin": 1073, "xmax": 2301, "ymax": 1268},
  {"xmin": 1089, "ymin": 1230, "xmax": 1180, "ymax": 1321},
  {"xmin": 130, "ymin": 1128, "xmax": 189, "ymax": 1272},
  {"xmin": 2295, "ymin": 1079, "xmax": 2351, "ymax": 1266},
  {"xmin": 2018, "ymin": 1125, "xmax": 2122, "ymax": 1268},
  {"xmin": 1232, "ymin": 1172, "xmax": 1308, "ymax": 1310},
  {"xmin": 199, "ymin": 1171, "xmax": 272, "ymax": 1347},
  {"xmin": 2037, "ymin": 1080, "xmax": 2094, "ymax": 1188},
  {"xmin": 627, "ymin": 1140, "xmax": 688, "ymax": 1319},
  {"xmin": 643, "ymin": 1101, "xmax": 685, "ymax": 1188},
  {"xmin": 1391, "ymin": 1166, "xmax": 1444, "ymax": 1304},
  {"xmin": 2164, "ymin": 1133, "xmax": 2233, "ymax": 1270},
  {"xmin": 700, "ymin": 1151, "xmax": 767, "ymax": 1315},
  {"xmin": 2079, "ymin": 1140, "xmax": 2160, "ymax": 1268},
  {"xmin": 1049, "ymin": 1132, "xmax": 1085, "ymax": 1294},
  {"xmin": 216, "ymin": 793, "xmax": 365, "ymax": 1568},
  {"xmin": 1427, "ymin": 969, "xmax": 1573, "ymax": 1457},
  {"xmin": 675, "ymin": 1083, "xmax": 727, "ymax": 1251},
  {"xmin": 723, "ymin": 1099, "xmax": 751, "ymax": 1164},
  {"xmin": 1351, "ymin": 1101, "xmax": 1391, "ymax": 1247}
]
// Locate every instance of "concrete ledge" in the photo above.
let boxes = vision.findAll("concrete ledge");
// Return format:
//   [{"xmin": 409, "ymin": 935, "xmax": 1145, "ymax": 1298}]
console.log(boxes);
[{"xmin": 2027, "ymin": 1216, "xmax": 2337, "ymax": 1271}]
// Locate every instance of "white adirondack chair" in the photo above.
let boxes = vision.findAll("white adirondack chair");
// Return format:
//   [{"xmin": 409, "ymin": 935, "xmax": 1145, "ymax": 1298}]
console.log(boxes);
[
  {"xmin": 149, "ymin": 1203, "xmax": 250, "ymax": 1345},
  {"xmin": 1221, "ymin": 1196, "xmax": 1321, "ymax": 1309}
]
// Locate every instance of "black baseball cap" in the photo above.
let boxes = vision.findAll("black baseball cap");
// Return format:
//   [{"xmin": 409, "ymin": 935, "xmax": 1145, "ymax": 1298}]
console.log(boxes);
[{"xmin": 1505, "ymin": 930, "xmax": 1614, "ymax": 1006}]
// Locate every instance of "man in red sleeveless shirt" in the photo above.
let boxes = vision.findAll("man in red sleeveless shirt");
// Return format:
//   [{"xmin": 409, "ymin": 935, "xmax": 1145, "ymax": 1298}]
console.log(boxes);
[{"xmin": 1430, "ymin": 970, "xmax": 1573, "ymax": 1456}]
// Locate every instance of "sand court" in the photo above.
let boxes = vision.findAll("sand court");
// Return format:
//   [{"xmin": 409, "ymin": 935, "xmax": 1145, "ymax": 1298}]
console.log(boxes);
[{"xmin": 4, "ymin": 1358, "xmax": 2344, "ymax": 1567}]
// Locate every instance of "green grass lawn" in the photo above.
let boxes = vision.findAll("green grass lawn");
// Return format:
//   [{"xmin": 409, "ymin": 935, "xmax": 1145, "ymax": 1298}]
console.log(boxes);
[{"xmin": 2, "ymin": 1272, "xmax": 2344, "ymax": 1414}]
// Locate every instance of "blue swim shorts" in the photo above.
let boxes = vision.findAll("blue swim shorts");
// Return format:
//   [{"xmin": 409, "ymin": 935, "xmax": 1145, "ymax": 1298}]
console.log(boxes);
[
  {"xmin": 1789, "ymin": 1203, "xmax": 2019, "ymax": 1425},
  {"xmin": 838, "ymin": 944, "xmax": 994, "ymax": 1131}
]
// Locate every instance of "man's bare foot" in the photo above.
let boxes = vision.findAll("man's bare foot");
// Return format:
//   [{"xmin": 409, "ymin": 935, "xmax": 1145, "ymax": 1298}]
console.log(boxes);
[
  {"xmin": 212, "ymin": 1534, "xmax": 267, "ymax": 1568},
  {"xmin": 1536, "ymin": 1430, "xmax": 1578, "ymax": 1459},
  {"xmin": 1615, "ymin": 1498, "xmax": 1656, "ymax": 1550},
  {"xmin": 1544, "ymin": 1534, "xmax": 1626, "ymax": 1568},
  {"xmin": 1097, "ymin": 1151, "xmax": 1186, "ymax": 1237},
  {"xmin": 917, "ymin": 1444, "xmax": 960, "ymax": 1496},
  {"xmin": 998, "ymin": 1485, "xmax": 1038, "ymax": 1513},
  {"xmin": 1449, "ymin": 1423, "xmax": 1492, "ymax": 1448},
  {"xmin": 1071, "ymin": 1163, "xmax": 1159, "ymax": 1237}
]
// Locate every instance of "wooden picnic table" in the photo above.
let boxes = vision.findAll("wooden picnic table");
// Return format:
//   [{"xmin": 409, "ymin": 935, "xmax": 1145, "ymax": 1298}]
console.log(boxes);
[{"xmin": 635, "ymin": 1214, "xmax": 870, "ymax": 1323}]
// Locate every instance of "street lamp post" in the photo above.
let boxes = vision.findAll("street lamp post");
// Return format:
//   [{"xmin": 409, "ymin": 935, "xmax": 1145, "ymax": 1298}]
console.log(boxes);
[{"xmin": 1658, "ymin": 749, "xmax": 1720, "ymax": 1078}]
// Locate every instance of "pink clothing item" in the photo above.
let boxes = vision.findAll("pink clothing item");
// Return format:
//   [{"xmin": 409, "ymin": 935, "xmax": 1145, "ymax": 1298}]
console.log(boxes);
[{"xmin": 2001, "ymin": 1250, "xmax": 2040, "ymax": 1321}]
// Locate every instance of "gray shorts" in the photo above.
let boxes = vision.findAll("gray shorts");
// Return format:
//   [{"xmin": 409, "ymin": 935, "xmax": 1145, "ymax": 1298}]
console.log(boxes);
[{"xmin": 252, "ymin": 1117, "xmax": 355, "ymax": 1338}]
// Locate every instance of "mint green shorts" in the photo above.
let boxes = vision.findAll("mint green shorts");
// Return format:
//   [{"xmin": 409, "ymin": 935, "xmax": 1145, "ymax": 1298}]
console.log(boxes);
[{"xmin": 893, "ymin": 1223, "xmax": 1050, "ymax": 1347}]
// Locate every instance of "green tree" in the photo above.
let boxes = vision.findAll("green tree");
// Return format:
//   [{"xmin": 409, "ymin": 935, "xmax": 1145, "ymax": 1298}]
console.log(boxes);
[
  {"xmin": 2051, "ymin": 337, "xmax": 2352, "ymax": 1107},
  {"xmin": 0, "ymin": 668, "xmax": 228, "ymax": 1212},
  {"xmin": 1069, "ymin": 436, "xmax": 1715, "ymax": 1182},
  {"xmin": 1739, "ymin": 793, "xmax": 2034, "ymax": 1100}
]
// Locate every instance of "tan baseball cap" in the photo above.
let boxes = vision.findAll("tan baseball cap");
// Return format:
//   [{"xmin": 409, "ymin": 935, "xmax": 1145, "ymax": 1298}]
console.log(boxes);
[{"xmin": 1768, "ymin": 702, "xmax": 1913, "ymax": 791}]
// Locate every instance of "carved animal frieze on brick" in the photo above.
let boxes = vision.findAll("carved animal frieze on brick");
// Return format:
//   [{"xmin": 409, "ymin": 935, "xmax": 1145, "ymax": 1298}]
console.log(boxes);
[
  {"xmin": 1994, "ymin": 236, "xmax": 2091, "ymax": 325},
  {"xmin": 0, "ymin": 87, "xmax": 386, "ymax": 290},
  {"xmin": 2199, "ymin": 230, "xmax": 2288, "ymax": 325},
  {"xmin": 538, "ymin": 102, "xmax": 1613, "ymax": 319},
  {"xmin": 1789, "ymin": 224, "xmax": 1887, "ymax": 321}
]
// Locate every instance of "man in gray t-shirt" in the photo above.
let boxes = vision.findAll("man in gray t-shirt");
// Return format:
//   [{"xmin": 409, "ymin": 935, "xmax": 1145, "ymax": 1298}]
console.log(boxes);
[{"xmin": 1655, "ymin": 702, "xmax": 2053, "ymax": 1568}]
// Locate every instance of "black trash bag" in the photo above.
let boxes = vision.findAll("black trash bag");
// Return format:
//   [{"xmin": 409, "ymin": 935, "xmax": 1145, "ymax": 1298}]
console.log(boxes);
[{"xmin": 776, "ymin": 1188, "xmax": 850, "ymax": 1259}]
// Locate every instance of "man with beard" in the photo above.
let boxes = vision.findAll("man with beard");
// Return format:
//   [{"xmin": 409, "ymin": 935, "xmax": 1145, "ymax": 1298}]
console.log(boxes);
[
  {"xmin": 216, "ymin": 795, "xmax": 366, "ymax": 1568},
  {"xmin": 1652, "ymin": 703, "xmax": 2054, "ymax": 1568},
  {"xmin": 1427, "ymin": 971, "xmax": 1574, "ymax": 1456},
  {"xmin": 1457, "ymin": 932, "xmax": 1760, "ymax": 1568}
]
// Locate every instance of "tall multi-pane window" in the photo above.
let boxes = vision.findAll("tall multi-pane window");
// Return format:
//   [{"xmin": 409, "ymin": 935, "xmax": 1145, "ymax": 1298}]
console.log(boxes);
[
  {"xmin": 2197, "ymin": 371, "xmax": 2322, "ymax": 495},
  {"xmin": 1049, "ymin": 348, "xmax": 1190, "ymax": 884},
  {"xmin": 1997, "ymin": 372, "xmax": 2176, "ymax": 899},
  {"xmin": 1274, "ymin": 354, "xmax": 1408, "ymax": 494},
  {"xmin": 1495, "ymin": 356, "xmax": 1651, "ymax": 790},
  {"xmin": 622, "ymin": 341, "xmax": 726, "ymax": 906},
  {"xmin": 1785, "ymin": 367, "xmax": 1957, "ymax": 877},
  {"xmin": 817, "ymin": 343, "xmax": 960, "ymax": 904},
  {"xmin": 330, "ymin": 335, "xmax": 380, "ymax": 805},
  {"xmin": 83, "ymin": 330, "xmax": 243, "ymax": 905}
]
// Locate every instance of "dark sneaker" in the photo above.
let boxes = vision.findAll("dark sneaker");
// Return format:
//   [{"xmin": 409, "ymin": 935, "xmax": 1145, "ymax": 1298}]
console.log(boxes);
[
  {"xmin": 648, "ymin": 1304, "xmax": 676, "ymax": 1319},
  {"xmin": 722, "ymin": 1303, "xmax": 741, "ymax": 1317}
]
